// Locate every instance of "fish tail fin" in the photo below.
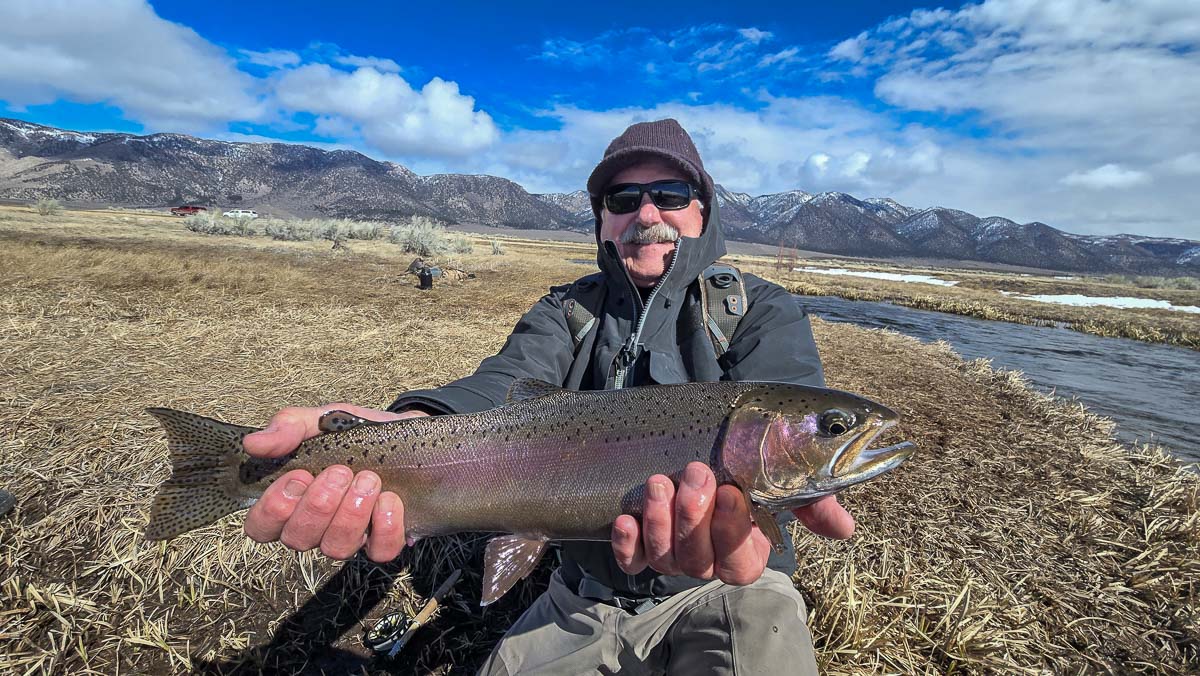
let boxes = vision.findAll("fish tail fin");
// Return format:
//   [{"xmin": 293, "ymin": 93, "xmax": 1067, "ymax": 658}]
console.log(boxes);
[{"xmin": 144, "ymin": 407, "xmax": 260, "ymax": 540}]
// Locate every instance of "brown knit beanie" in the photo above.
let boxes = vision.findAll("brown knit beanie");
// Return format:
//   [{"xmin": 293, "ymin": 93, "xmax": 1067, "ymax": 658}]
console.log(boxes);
[{"xmin": 586, "ymin": 118, "xmax": 714, "ymax": 226}]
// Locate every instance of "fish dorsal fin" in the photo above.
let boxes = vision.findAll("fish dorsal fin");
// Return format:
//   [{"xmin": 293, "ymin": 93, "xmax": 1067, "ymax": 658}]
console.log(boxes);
[
  {"xmin": 318, "ymin": 410, "xmax": 380, "ymax": 433},
  {"xmin": 481, "ymin": 535, "xmax": 549, "ymax": 605},
  {"xmin": 504, "ymin": 378, "xmax": 565, "ymax": 404}
]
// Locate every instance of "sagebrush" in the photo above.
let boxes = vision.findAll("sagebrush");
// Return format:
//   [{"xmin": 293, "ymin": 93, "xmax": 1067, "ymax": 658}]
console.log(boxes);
[
  {"xmin": 389, "ymin": 215, "xmax": 458, "ymax": 257},
  {"xmin": 184, "ymin": 212, "xmax": 256, "ymax": 237},
  {"xmin": 34, "ymin": 198, "xmax": 62, "ymax": 216}
]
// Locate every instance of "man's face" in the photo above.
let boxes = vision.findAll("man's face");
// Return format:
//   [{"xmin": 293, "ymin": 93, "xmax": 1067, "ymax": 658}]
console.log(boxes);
[{"xmin": 599, "ymin": 160, "xmax": 704, "ymax": 288}]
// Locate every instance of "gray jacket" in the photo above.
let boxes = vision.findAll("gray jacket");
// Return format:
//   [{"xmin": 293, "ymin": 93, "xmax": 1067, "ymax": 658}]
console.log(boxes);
[{"xmin": 389, "ymin": 202, "xmax": 824, "ymax": 598}]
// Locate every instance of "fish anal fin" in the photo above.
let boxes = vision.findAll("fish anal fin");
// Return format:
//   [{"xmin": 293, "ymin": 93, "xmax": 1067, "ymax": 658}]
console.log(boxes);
[
  {"xmin": 742, "ymin": 487, "xmax": 786, "ymax": 554},
  {"xmin": 318, "ymin": 410, "xmax": 379, "ymax": 433},
  {"xmin": 481, "ymin": 535, "xmax": 549, "ymax": 605},
  {"xmin": 504, "ymin": 379, "xmax": 565, "ymax": 404}
]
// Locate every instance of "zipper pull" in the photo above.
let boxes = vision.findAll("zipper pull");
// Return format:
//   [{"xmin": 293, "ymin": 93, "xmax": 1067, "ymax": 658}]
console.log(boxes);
[{"xmin": 616, "ymin": 336, "xmax": 641, "ymax": 370}]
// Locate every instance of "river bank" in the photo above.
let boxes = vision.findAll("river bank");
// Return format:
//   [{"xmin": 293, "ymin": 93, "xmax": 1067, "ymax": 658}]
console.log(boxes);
[
  {"xmin": 795, "ymin": 294, "xmax": 1199, "ymax": 462},
  {"xmin": 0, "ymin": 211, "xmax": 1196, "ymax": 673},
  {"xmin": 735, "ymin": 260, "xmax": 1200, "ymax": 351}
]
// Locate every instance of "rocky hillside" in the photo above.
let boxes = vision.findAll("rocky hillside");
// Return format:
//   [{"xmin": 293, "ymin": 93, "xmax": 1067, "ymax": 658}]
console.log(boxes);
[
  {"xmin": 2, "ymin": 117, "xmax": 1196, "ymax": 275},
  {"xmin": 0, "ymin": 118, "xmax": 578, "ymax": 230}
]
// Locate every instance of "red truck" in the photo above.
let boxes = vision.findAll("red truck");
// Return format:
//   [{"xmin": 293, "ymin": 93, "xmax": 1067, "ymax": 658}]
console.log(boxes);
[{"xmin": 170, "ymin": 205, "xmax": 207, "ymax": 216}]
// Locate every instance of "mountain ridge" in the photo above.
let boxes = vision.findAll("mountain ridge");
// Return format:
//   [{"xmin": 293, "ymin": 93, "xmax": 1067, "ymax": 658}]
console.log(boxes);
[{"xmin": 1, "ymin": 117, "xmax": 1196, "ymax": 275}]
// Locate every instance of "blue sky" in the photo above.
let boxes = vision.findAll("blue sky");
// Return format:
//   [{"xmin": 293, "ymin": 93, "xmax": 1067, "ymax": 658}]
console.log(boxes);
[{"xmin": 2, "ymin": 0, "xmax": 1199, "ymax": 239}]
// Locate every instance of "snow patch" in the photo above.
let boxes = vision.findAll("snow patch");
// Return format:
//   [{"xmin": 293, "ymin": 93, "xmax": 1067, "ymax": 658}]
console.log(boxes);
[
  {"xmin": 795, "ymin": 267, "xmax": 960, "ymax": 286},
  {"xmin": 46, "ymin": 130, "xmax": 96, "ymax": 143},
  {"xmin": 1, "ymin": 120, "xmax": 96, "ymax": 143},
  {"xmin": 1001, "ymin": 292, "xmax": 1200, "ymax": 313}
]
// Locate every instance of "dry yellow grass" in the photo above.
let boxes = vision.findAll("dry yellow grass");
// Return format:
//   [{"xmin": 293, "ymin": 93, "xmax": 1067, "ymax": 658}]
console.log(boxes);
[{"xmin": 1, "ymin": 207, "xmax": 1197, "ymax": 674}]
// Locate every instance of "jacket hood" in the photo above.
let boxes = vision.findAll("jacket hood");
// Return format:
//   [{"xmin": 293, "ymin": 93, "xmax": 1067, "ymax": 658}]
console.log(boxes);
[{"xmin": 595, "ymin": 198, "xmax": 728, "ymax": 298}]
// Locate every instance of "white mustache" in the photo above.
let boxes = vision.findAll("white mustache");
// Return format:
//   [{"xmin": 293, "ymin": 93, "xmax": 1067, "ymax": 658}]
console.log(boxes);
[{"xmin": 621, "ymin": 223, "xmax": 680, "ymax": 245}]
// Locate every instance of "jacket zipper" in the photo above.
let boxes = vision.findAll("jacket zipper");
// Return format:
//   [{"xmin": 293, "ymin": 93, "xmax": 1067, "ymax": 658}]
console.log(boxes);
[{"xmin": 613, "ymin": 242, "xmax": 681, "ymax": 389}]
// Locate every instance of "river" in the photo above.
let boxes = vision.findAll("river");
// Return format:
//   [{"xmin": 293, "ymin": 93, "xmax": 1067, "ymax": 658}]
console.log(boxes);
[{"xmin": 796, "ymin": 295, "xmax": 1198, "ymax": 464}]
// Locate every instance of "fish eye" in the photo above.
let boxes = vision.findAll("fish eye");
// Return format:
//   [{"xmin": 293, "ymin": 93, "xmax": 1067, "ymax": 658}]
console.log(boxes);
[{"xmin": 820, "ymin": 409, "xmax": 854, "ymax": 436}]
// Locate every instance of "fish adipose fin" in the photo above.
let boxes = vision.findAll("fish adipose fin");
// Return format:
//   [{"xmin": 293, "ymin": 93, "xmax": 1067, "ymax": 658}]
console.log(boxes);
[
  {"xmin": 318, "ymin": 410, "xmax": 382, "ymax": 433},
  {"xmin": 505, "ymin": 378, "xmax": 566, "ymax": 404},
  {"xmin": 481, "ymin": 535, "xmax": 549, "ymax": 605},
  {"xmin": 143, "ymin": 408, "xmax": 261, "ymax": 540}
]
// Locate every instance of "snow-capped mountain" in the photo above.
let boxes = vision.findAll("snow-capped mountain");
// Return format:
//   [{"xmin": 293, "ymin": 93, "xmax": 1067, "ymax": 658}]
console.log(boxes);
[
  {"xmin": 2, "ymin": 117, "xmax": 1196, "ymax": 275},
  {"xmin": 0, "ymin": 117, "xmax": 580, "ymax": 230}
]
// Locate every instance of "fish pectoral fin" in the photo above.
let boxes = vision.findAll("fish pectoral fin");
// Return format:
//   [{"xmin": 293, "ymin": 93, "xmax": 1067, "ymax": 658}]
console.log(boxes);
[
  {"xmin": 318, "ymin": 410, "xmax": 380, "ymax": 433},
  {"xmin": 504, "ymin": 378, "xmax": 565, "ymax": 404},
  {"xmin": 744, "ymin": 489, "xmax": 786, "ymax": 554},
  {"xmin": 481, "ymin": 535, "xmax": 549, "ymax": 606}
]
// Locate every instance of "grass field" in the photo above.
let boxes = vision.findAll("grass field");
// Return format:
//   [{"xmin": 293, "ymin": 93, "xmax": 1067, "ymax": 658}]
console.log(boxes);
[{"xmin": 1, "ymin": 206, "xmax": 1197, "ymax": 674}]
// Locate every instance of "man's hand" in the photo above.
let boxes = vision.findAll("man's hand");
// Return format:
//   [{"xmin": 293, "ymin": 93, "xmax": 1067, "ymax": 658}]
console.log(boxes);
[
  {"xmin": 242, "ymin": 404, "xmax": 427, "ymax": 563},
  {"xmin": 610, "ymin": 462, "xmax": 855, "ymax": 585}
]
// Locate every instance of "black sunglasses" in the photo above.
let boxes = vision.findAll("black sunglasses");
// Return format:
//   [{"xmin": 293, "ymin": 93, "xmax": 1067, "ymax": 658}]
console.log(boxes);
[{"xmin": 603, "ymin": 180, "xmax": 700, "ymax": 215}]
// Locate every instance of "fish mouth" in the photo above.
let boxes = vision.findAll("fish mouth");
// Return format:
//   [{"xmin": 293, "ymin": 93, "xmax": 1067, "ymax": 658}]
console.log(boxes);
[
  {"xmin": 831, "ymin": 418, "xmax": 914, "ymax": 480},
  {"xmin": 756, "ymin": 419, "xmax": 916, "ymax": 511}
]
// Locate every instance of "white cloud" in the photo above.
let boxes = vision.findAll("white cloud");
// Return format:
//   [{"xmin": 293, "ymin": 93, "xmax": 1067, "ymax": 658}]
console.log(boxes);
[
  {"xmin": 0, "ymin": 1, "xmax": 497, "ymax": 161},
  {"xmin": 537, "ymin": 25, "xmax": 806, "ymax": 83},
  {"xmin": 274, "ymin": 64, "xmax": 497, "ymax": 157},
  {"xmin": 815, "ymin": 0, "xmax": 1200, "ymax": 238},
  {"xmin": 1159, "ymin": 152, "xmax": 1200, "ymax": 176},
  {"xmin": 835, "ymin": 0, "xmax": 1200, "ymax": 163},
  {"xmin": 0, "ymin": 0, "xmax": 265, "ymax": 129},
  {"xmin": 239, "ymin": 48, "xmax": 301, "ymax": 69},
  {"xmin": 757, "ymin": 47, "xmax": 801, "ymax": 68},
  {"xmin": 738, "ymin": 28, "xmax": 773, "ymax": 44},
  {"xmin": 1061, "ymin": 164, "xmax": 1150, "ymax": 189},
  {"xmin": 459, "ymin": 98, "xmax": 949, "ymax": 199},
  {"xmin": 333, "ymin": 54, "xmax": 402, "ymax": 73},
  {"xmin": 829, "ymin": 32, "xmax": 868, "ymax": 62}
]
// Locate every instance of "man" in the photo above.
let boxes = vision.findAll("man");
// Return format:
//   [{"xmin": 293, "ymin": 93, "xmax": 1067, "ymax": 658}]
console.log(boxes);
[{"xmin": 241, "ymin": 119, "xmax": 854, "ymax": 673}]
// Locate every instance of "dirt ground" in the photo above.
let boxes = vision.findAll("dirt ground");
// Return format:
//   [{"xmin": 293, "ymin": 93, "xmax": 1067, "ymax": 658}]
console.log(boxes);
[{"xmin": 1, "ymin": 206, "xmax": 1197, "ymax": 674}]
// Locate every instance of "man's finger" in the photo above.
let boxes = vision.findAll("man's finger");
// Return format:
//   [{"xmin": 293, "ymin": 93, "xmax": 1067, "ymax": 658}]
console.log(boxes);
[
  {"xmin": 711, "ymin": 485, "xmax": 769, "ymax": 585},
  {"xmin": 672, "ymin": 462, "xmax": 716, "ymax": 579},
  {"xmin": 366, "ymin": 491, "xmax": 406, "ymax": 563},
  {"xmin": 279, "ymin": 465, "xmax": 354, "ymax": 551},
  {"xmin": 792, "ymin": 495, "xmax": 855, "ymax": 540},
  {"xmin": 245, "ymin": 469, "xmax": 313, "ymax": 542},
  {"xmin": 244, "ymin": 404, "xmax": 414, "ymax": 459},
  {"xmin": 642, "ymin": 475, "xmax": 680, "ymax": 575},
  {"xmin": 319, "ymin": 471, "xmax": 381, "ymax": 560},
  {"xmin": 611, "ymin": 514, "xmax": 646, "ymax": 574},
  {"xmin": 243, "ymin": 407, "xmax": 323, "ymax": 458}
]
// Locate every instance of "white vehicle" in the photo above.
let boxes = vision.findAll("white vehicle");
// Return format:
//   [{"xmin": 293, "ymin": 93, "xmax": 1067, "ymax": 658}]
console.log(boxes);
[{"xmin": 222, "ymin": 209, "xmax": 259, "ymax": 219}]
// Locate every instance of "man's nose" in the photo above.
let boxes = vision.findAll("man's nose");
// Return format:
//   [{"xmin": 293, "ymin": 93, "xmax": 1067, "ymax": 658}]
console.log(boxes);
[{"xmin": 636, "ymin": 194, "xmax": 663, "ymax": 224}]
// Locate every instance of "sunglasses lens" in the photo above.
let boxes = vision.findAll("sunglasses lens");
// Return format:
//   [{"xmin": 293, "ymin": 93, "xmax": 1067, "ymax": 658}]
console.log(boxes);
[
  {"xmin": 648, "ymin": 182, "xmax": 692, "ymax": 210},
  {"xmin": 604, "ymin": 184, "xmax": 643, "ymax": 214},
  {"xmin": 603, "ymin": 181, "xmax": 695, "ymax": 214}
]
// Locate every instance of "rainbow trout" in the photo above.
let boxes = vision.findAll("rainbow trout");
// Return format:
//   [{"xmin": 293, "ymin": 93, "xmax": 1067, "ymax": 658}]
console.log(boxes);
[{"xmin": 145, "ymin": 379, "xmax": 914, "ymax": 604}]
